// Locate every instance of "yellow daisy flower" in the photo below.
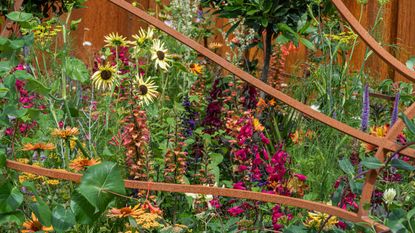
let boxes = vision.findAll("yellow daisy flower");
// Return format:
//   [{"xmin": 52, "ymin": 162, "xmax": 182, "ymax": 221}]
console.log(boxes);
[
  {"xmin": 134, "ymin": 75, "xmax": 159, "ymax": 106},
  {"xmin": 132, "ymin": 27, "xmax": 154, "ymax": 45},
  {"xmin": 189, "ymin": 63, "xmax": 203, "ymax": 75},
  {"xmin": 151, "ymin": 39, "xmax": 171, "ymax": 70},
  {"xmin": 91, "ymin": 64, "xmax": 118, "ymax": 91},
  {"xmin": 104, "ymin": 32, "xmax": 131, "ymax": 47}
]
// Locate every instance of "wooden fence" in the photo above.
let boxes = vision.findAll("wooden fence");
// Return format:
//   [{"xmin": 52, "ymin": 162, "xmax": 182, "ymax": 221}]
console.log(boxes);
[{"xmin": 62, "ymin": 0, "xmax": 415, "ymax": 82}]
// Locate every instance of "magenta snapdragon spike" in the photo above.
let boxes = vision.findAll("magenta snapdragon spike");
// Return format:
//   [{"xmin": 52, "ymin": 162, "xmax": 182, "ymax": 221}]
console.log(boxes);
[
  {"xmin": 390, "ymin": 92, "xmax": 400, "ymax": 126},
  {"xmin": 361, "ymin": 84, "xmax": 370, "ymax": 132}
]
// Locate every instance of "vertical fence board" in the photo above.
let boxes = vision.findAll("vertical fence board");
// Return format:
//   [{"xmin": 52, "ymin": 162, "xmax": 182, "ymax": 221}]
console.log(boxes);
[
  {"xmin": 394, "ymin": 0, "xmax": 415, "ymax": 82},
  {"xmin": 66, "ymin": 0, "xmax": 413, "ymax": 82}
]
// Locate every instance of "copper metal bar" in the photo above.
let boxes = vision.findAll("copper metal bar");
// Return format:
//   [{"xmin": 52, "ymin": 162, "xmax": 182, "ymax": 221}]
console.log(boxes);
[
  {"xmin": 331, "ymin": 0, "xmax": 415, "ymax": 81},
  {"xmin": 107, "ymin": 0, "xmax": 415, "ymax": 159},
  {"xmin": 6, "ymin": 160, "xmax": 388, "ymax": 230}
]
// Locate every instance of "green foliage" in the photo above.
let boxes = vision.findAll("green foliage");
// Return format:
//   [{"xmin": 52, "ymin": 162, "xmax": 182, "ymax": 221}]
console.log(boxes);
[
  {"xmin": 0, "ymin": 182, "xmax": 24, "ymax": 213},
  {"xmin": 361, "ymin": 157, "xmax": 384, "ymax": 170},
  {"xmin": 78, "ymin": 162, "xmax": 126, "ymax": 213},
  {"xmin": 51, "ymin": 205, "xmax": 76, "ymax": 232}
]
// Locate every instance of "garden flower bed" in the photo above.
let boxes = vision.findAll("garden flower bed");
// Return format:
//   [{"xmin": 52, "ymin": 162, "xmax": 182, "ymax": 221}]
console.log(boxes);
[{"xmin": 1, "ymin": 0, "xmax": 415, "ymax": 232}]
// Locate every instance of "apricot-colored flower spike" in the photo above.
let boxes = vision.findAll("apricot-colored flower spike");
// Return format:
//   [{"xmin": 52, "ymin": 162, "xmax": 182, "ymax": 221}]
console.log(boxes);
[
  {"xmin": 22, "ymin": 143, "xmax": 56, "ymax": 151},
  {"xmin": 69, "ymin": 157, "xmax": 100, "ymax": 172},
  {"xmin": 51, "ymin": 127, "xmax": 79, "ymax": 139}
]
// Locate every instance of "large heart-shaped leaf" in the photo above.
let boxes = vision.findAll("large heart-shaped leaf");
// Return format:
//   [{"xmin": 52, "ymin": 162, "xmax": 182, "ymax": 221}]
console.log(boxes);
[
  {"xmin": 70, "ymin": 191, "xmax": 101, "ymax": 225},
  {"xmin": 77, "ymin": 162, "xmax": 125, "ymax": 212},
  {"xmin": 65, "ymin": 57, "xmax": 89, "ymax": 83},
  {"xmin": 0, "ymin": 211, "xmax": 25, "ymax": 225},
  {"xmin": 30, "ymin": 199, "xmax": 52, "ymax": 227},
  {"xmin": 0, "ymin": 182, "xmax": 23, "ymax": 213},
  {"xmin": 52, "ymin": 205, "xmax": 76, "ymax": 232},
  {"xmin": 6, "ymin": 11, "xmax": 33, "ymax": 22}
]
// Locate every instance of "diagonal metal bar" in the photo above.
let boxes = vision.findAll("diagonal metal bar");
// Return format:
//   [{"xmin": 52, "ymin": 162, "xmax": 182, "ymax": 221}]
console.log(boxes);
[
  {"xmin": 108, "ymin": 0, "xmax": 414, "ymax": 158},
  {"xmin": 6, "ymin": 159, "xmax": 388, "ymax": 231},
  {"xmin": 331, "ymin": 0, "xmax": 415, "ymax": 82}
]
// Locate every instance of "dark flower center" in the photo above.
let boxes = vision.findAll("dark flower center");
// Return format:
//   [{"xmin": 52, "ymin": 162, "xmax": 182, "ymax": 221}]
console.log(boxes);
[
  {"xmin": 190, "ymin": 64, "xmax": 195, "ymax": 68},
  {"xmin": 157, "ymin": 51, "xmax": 165, "ymax": 60},
  {"xmin": 101, "ymin": 70, "xmax": 112, "ymax": 80},
  {"xmin": 32, "ymin": 221, "xmax": 43, "ymax": 231},
  {"xmin": 138, "ymin": 85, "xmax": 148, "ymax": 95}
]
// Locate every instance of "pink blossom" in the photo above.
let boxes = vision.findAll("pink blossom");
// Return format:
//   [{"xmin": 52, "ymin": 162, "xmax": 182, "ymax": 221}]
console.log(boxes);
[
  {"xmin": 294, "ymin": 173, "xmax": 307, "ymax": 182},
  {"xmin": 227, "ymin": 206, "xmax": 244, "ymax": 216},
  {"xmin": 233, "ymin": 182, "xmax": 246, "ymax": 190}
]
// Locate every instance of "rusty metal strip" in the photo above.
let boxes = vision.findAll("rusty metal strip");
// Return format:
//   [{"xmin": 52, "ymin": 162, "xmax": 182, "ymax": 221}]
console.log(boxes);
[
  {"xmin": 6, "ymin": 160, "xmax": 387, "ymax": 230},
  {"xmin": 358, "ymin": 102, "xmax": 415, "ymax": 218},
  {"xmin": 107, "ymin": 0, "xmax": 415, "ymax": 159},
  {"xmin": 331, "ymin": 0, "xmax": 415, "ymax": 81}
]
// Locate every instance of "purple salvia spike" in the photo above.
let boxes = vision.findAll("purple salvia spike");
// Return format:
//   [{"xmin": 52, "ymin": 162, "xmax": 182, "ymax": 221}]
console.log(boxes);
[
  {"xmin": 361, "ymin": 84, "xmax": 370, "ymax": 132},
  {"xmin": 390, "ymin": 92, "xmax": 400, "ymax": 126}
]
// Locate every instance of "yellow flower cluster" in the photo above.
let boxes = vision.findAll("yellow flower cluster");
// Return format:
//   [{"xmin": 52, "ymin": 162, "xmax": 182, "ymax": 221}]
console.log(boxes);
[
  {"xmin": 33, "ymin": 24, "xmax": 62, "ymax": 46},
  {"xmin": 325, "ymin": 31, "xmax": 357, "ymax": 45},
  {"xmin": 304, "ymin": 212, "xmax": 338, "ymax": 231},
  {"xmin": 19, "ymin": 172, "xmax": 43, "ymax": 183},
  {"xmin": 135, "ymin": 213, "xmax": 161, "ymax": 230}
]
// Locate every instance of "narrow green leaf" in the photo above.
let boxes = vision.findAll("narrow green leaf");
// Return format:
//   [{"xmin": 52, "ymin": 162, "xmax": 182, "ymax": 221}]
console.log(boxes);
[
  {"xmin": 0, "ymin": 211, "xmax": 24, "ymax": 225},
  {"xmin": 361, "ymin": 157, "xmax": 384, "ymax": 169},
  {"xmin": 401, "ymin": 113, "xmax": 415, "ymax": 135},
  {"xmin": 391, "ymin": 158, "xmax": 415, "ymax": 171}
]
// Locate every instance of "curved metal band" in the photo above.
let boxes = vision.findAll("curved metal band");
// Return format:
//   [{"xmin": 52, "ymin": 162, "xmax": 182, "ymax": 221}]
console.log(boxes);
[
  {"xmin": 331, "ymin": 0, "xmax": 415, "ymax": 82},
  {"xmin": 108, "ymin": 0, "xmax": 413, "ymax": 158},
  {"xmin": 6, "ymin": 160, "xmax": 387, "ymax": 231}
]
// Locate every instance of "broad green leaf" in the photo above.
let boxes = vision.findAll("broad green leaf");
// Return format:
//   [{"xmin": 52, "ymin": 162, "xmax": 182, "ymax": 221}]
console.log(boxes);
[
  {"xmin": 361, "ymin": 157, "xmax": 384, "ymax": 169},
  {"xmin": 0, "ymin": 211, "xmax": 24, "ymax": 225},
  {"xmin": 339, "ymin": 158, "xmax": 355, "ymax": 176},
  {"xmin": 78, "ymin": 162, "xmax": 125, "ymax": 212},
  {"xmin": 0, "ymin": 83, "xmax": 9, "ymax": 98},
  {"xmin": 209, "ymin": 153, "xmax": 223, "ymax": 165},
  {"xmin": 65, "ymin": 57, "xmax": 89, "ymax": 83},
  {"xmin": 401, "ymin": 113, "xmax": 415, "ymax": 135},
  {"xmin": 391, "ymin": 158, "xmax": 415, "ymax": 171},
  {"xmin": 6, "ymin": 11, "xmax": 33, "ymax": 22},
  {"xmin": 24, "ymin": 78, "xmax": 51, "ymax": 95},
  {"xmin": 0, "ymin": 183, "xmax": 23, "ymax": 213},
  {"xmin": 30, "ymin": 199, "xmax": 52, "ymax": 227},
  {"xmin": 52, "ymin": 205, "xmax": 76, "ymax": 232},
  {"xmin": 0, "ymin": 148, "xmax": 5, "ymax": 168},
  {"xmin": 70, "ymin": 191, "xmax": 101, "ymax": 224},
  {"xmin": 0, "ymin": 61, "xmax": 11, "ymax": 76},
  {"xmin": 349, "ymin": 180, "xmax": 363, "ymax": 195}
]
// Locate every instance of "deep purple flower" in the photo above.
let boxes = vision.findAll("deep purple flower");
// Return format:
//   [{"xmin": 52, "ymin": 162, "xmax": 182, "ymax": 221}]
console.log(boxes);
[
  {"xmin": 227, "ymin": 206, "xmax": 244, "ymax": 216},
  {"xmin": 390, "ymin": 92, "xmax": 400, "ymax": 126}
]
